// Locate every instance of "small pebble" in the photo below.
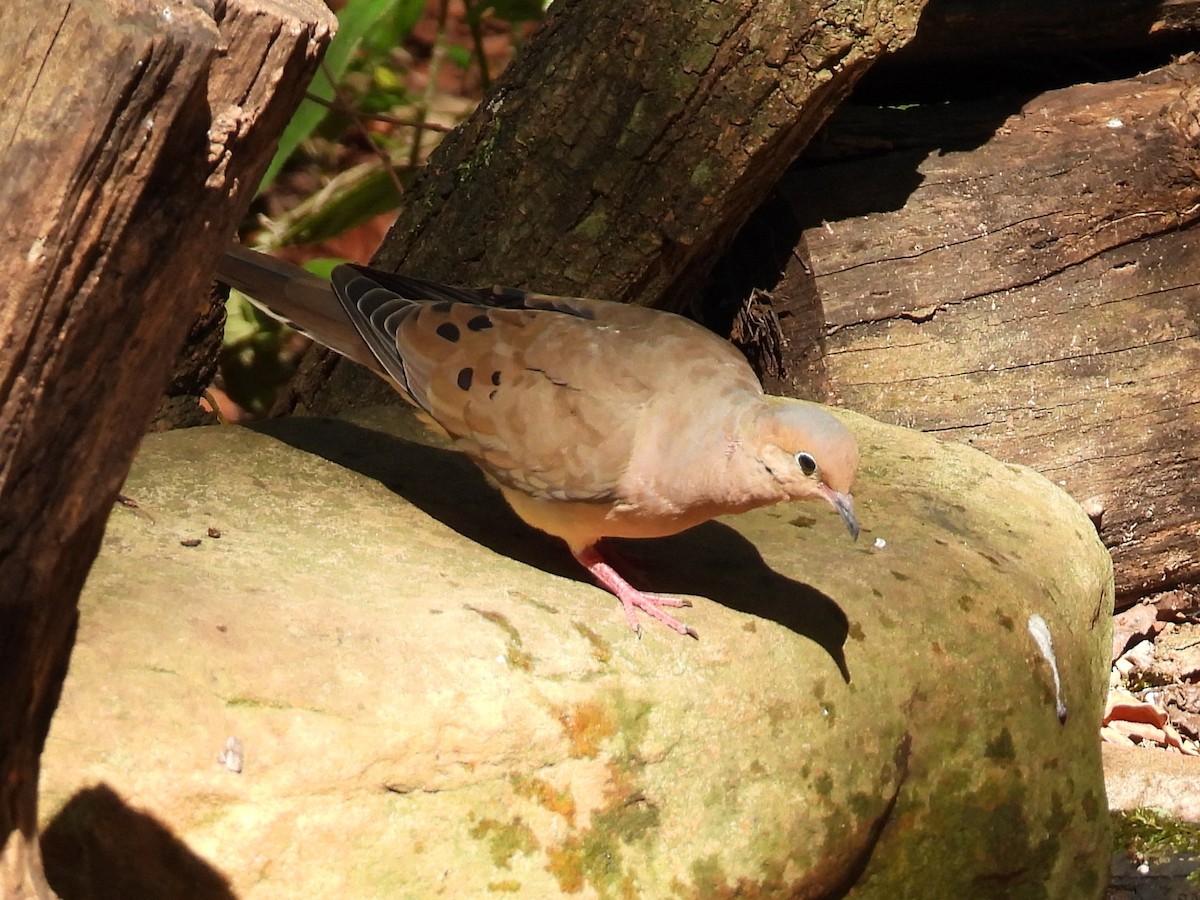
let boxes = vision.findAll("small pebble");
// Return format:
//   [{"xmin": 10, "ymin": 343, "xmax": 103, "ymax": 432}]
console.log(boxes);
[
  {"xmin": 873, "ymin": 537, "xmax": 887, "ymax": 550},
  {"xmin": 218, "ymin": 736, "xmax": 244, "ymax": 773},
  {"xmin": 1121, "ymin": 639, "xmax": 1155, "ymax": 670},
  {"xmin": 1081, "ymin": 497, "xmax": 1105, "ymax": 529}
]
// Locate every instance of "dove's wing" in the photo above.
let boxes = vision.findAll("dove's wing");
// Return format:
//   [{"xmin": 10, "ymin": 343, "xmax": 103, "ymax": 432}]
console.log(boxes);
[{"xmin": 329, "ymin": 264, "xmax": 763, "ymax": 504}]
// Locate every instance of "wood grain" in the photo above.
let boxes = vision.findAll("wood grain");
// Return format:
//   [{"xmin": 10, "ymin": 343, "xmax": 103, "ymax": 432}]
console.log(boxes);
[
  {"xmin": 0, "ymin": 0, "xmax": 332, "ymax": 892},
  {"xmin": 786, "ymin": 61, "xmax": 1200, "ymax": 603}
]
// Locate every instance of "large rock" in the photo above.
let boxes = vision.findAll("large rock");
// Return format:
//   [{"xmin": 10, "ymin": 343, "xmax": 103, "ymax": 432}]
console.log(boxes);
[{"xmin": 38, "ymin": 406, "xmax": 1114, "ymax": 897}]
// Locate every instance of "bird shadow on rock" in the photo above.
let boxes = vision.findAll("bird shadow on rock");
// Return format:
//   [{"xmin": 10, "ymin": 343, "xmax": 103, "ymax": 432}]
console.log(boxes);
[
  {"xmin": 254, "ymin": 416, "xmax": 850, "ymax": 681},
  {"xmin": 41, "ymin": 783, "xmax": 236, "ymax": 900}
]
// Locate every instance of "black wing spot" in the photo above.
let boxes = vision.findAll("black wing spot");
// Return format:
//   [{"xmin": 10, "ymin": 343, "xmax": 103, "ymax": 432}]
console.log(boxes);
[
  {"xmin": 491, "ymin": 370, "xmax": 502, "ymax": 386},
  {"xmin": 467, "ymin": 314, "xmax": 493, "ymax": 331},
  {"xmin": 457, "ymin": 367, "xmax": 474, "ymax": 391},
  {"xmin": 437, "ymin": 322, "xmax": 461, "ymax": 342}
]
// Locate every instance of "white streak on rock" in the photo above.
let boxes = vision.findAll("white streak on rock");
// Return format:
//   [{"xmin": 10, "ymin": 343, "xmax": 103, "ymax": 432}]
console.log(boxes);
[{"xmin": 1028, "ymin": 614, "xmax": 1068, "ymax": 723}]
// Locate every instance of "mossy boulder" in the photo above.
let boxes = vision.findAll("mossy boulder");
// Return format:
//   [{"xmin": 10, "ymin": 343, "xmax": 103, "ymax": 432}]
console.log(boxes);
[{"xmin": 39, "ymin": 406, "xmax": 1113, "ymax": 897}]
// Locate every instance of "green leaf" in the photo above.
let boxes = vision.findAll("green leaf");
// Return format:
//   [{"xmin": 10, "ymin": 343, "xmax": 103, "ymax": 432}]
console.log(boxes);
[
  {"xmin": 301, "ymin": 258, "xmax": 346, "ymax": 280},
  {"xmin": 222, "ymin": 290, "xmax": 272, "ymax": 347},
  {"xmin": 259, "ymin": 0, "xmax": 424, "ymax": 191},
  {"xmin": 267, "ymin": 160, "xmax": 407, "ymax": 247},
  {"xmin": 363, "ymin": 0, "xmax": 426, "ymax": 54},
  {"xmin": 445, "ymin": 44, "xmax": 473, "ymax": 70}
]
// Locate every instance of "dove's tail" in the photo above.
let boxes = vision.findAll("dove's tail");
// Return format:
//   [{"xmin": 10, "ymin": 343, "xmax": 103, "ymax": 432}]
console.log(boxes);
[{"xmin": 214, "ymin": 244, "xmax": 381, "ymax": 373}]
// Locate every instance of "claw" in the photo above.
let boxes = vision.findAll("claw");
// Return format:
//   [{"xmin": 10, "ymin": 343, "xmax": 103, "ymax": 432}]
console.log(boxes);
[{"xmin": 573, "ymin": 545, "xmax": 699, "ymax": 638}]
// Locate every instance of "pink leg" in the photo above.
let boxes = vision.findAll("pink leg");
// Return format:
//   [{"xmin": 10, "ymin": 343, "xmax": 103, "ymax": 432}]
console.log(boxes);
[{"xmin": 573, "ymin": 545, "xmax": 698, "ymax": 639}]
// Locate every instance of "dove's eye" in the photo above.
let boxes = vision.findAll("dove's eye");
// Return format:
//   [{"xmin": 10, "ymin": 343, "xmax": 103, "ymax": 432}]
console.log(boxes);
[{"xmin": 796, "ymin": 452, "xmax": 818, "ymax": 476}]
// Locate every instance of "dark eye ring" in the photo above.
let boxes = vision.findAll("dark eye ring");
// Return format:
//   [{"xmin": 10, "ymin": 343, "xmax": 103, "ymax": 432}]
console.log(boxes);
[{"xmin": 796, "ymin": 452, "xmax": 818, "ymax": 476}]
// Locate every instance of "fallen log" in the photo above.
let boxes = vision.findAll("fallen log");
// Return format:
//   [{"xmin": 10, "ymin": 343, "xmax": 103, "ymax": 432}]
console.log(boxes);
[{"xmin": 780, "ymin": 59, "xmax": 1200, "ymax": 604}]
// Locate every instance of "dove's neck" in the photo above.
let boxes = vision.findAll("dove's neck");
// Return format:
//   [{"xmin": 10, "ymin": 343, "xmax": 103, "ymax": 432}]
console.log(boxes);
[{"xmin": 622, "ymin": 391, "xmax": 789, "ymax": 521}]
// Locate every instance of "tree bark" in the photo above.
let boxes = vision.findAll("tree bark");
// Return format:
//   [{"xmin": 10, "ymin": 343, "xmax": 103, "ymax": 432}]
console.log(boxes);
[
  {"xmin": 0, "ymin": 0, "xmax": 332, "ymax": 894},
  {"xmin": 382, "ymin": 0, "xmax": 929, "ymax": 308},
  {"xmin": 783, "ymin": 59, "xmax": 1200, "ymax": 605},
  {"xmin": 279, "ymin": 0, "xmax": 931, "ymax": 414}
]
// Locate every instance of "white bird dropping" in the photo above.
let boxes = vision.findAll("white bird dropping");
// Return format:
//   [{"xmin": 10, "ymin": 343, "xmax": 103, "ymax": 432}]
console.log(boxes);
[{"xmin": 1027, "ymin": 614, "xmax": 1067, "ymax": 723}]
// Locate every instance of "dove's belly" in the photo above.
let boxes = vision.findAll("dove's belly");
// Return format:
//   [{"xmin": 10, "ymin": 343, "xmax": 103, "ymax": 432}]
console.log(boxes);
[{"xmin": 498, "ymin": 485, "xmax": 719, "ymax": 553}]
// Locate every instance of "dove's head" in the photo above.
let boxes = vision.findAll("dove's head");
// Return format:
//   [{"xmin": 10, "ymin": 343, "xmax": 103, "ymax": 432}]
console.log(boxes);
[{"xmin": 756, "ymin": 398, "xmax": 861, "ymax": 540}]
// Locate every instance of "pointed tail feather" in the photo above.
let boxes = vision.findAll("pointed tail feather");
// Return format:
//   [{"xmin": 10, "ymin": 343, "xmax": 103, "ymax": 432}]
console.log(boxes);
[{"xmin": 214, "ymin": 245, "xmax": 381, "ymax": 373}]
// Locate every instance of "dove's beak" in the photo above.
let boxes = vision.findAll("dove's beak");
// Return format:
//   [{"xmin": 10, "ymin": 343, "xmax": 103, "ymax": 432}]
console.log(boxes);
[{"xmin": 820, "ymin": 487, "xmax": 860, "ymax": 541}]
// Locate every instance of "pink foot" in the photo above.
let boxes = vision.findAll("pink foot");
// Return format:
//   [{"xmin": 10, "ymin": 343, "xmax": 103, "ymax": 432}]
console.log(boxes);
[{"xmin": 573, "ymin": 545, "xmax": 698, "ymax": 639}]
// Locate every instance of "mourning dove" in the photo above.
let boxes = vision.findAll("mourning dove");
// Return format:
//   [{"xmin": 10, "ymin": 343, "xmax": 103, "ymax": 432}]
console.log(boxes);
[{"xmin": 215, "ymin": 245, "xmax": 860, "ymax": 637}]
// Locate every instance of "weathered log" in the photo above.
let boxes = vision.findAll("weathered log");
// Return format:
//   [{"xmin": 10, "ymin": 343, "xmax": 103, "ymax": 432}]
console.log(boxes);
[
  {"xmin": 383, "ymin": 0, "xmax": 929, "ymax": 305},
  {"xmin": 781, "ymin": 59, "xmax": 1200, "ymax": 604},
  {"xmin": 277, "ymin": 0, "xmax": 932, "ymax": 415},
  {"xmin": 0, "ymin": 0, "xmax": 332, "ymax": 894}
]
